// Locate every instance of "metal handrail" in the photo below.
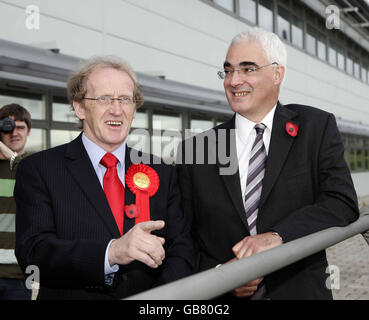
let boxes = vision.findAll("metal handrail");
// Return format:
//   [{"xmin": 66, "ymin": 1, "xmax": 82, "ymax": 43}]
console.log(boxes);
[{"xmin": 125, "ymin": 212, "xmax": 369, "ymax": 300}]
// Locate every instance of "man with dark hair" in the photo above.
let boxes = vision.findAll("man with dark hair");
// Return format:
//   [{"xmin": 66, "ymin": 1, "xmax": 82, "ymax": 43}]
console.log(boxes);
[{"xmin": 0, "ymin": 103, "xmax": 32, "ymax": 300}]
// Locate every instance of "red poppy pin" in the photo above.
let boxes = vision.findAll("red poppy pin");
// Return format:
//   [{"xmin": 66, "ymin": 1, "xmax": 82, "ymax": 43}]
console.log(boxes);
[
  {"xmin": 125, "ymin": 204, "xmax": 138, "ymax": 219},
  {"xmin": 286, "ymin": 122, "xmax": 298, "ymax": 137}
]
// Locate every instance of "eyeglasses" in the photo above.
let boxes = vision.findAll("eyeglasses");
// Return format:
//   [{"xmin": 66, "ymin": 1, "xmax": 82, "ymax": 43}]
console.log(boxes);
[
  {"xmin": 217, "ymin": 62, "xmax": 278, "ymax": 80},
  {"xmin": 83, "ymin": 95, "xmax": 137, "ymax": 105}
]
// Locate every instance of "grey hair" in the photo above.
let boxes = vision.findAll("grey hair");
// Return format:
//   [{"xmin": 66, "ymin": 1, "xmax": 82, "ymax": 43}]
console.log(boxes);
[
  {"xmin": 67, "ymin": 55, "xmax": 144, "ymax": 128},
  {"xmin": 67, "ymin": 55, "xmax": 144, "ymax": 108},
  {"xmin": 231, "ymin": 27, "xmax": 287, "ymax": 68}
]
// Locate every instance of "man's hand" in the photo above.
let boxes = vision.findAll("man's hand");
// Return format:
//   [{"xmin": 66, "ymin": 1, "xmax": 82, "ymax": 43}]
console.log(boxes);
[
  {"xmin": 227, "ymin": 232, "xmax": 283, "ymax": 298},
  {"xmin": 108, "ymin": 220, "xmax": 166, "ymax": 268},
  {"xmin": 0, "ymin": 141, "xmax": 14, "ymax": 160},
  {"xmin": 232, "ymin": 232, "xmax": 283, "ymax": 259},
  {"xmin": 232, "ymin": 279, "xmax": 262, "ymax": 297},
  {"xmin": 222, "ymin": 257, "xmax": 262, "ymax": 298}
]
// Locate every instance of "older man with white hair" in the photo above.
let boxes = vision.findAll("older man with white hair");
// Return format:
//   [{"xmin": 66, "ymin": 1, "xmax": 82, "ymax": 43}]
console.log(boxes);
[{"xmin": 177, "ymin": 27, "xmax": 359, "ymax": 300}]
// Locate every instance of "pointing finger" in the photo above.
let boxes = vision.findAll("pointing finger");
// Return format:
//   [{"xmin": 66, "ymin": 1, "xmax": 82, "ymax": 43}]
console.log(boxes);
[{"xmin": 139, "ymin": 220, "xmax": 165, "ymax": 233}]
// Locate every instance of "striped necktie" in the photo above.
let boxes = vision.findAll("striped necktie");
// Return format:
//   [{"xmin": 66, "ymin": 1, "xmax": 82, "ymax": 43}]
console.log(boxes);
[{"xmin": 245, "ymin": 123, "xmax": 267, "ymax": 236}]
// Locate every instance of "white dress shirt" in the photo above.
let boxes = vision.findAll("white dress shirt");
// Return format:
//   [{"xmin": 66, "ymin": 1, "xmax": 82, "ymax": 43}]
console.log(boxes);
[
  {"xmin": 235, "ymin": 105, "xmax": 276, "ymax": 205},
  {"xmin": 82, "ymin": 133, "xmax": 125, "ymax": 278}
]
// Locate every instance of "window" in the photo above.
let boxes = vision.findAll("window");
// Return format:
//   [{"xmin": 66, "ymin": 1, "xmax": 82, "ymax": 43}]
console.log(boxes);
[
  {"xmin": 131, "ymin": 110, "xmax": 148, "ymax": 129},
  {"xmin": 361, "ymin": 59, "xmax": 369, "ymax": 83},
  {"xmin": 258, "ymin": 0, "xmax": 274, "ymax": 32},
  {"xmin": 291, "ymin": 15, "xmax": 303, "ymax": 48},
  {"xmin": 52, "ymin": 100, "xmax": 77, "ymax": 123},
  {"xmin": 213, "ymin": 0, "xmax": 234, "ymax": 12},
  {"xmin": 26, "ymin": 128, "xmax": 47, "ymax": 153},
  {"xmin": 317, "ymin": 32, "xmax": 326, "ymax": 61},
  {"xmin": 152, "ymin": 111, "xmax": 182, "ymax": 162},
  {"xmin": 337, "ymin": 50, "xmax": 345, "ymax": 71},
  {"xmin": 190, "ymin": 116, "xmax": 214, "ymax": 133},
  {"xmin": 277, "ymin": 6, "xmax": 290, "ymax": 41},
  {"xmin": 0, "ymin": 93, "xmax": 45, "ymax": 120},
  {"xmin": 153, "ymin": 112, "xmax": 181, "ymax": 131},
  {"xmin": 328, "ymin": 42, "xmax": 337, "ymax": 66},
  {"xmin": 353, "ymin": 60, "xmax": 360, "ymax": 79},
  {"xmin": 362, "ymin": 67, "xmax": 368, "ymax": 83},
  {"xmin": 50, "ymin": 129, "xmax": 80, "ymax": 148},
  {"xmin": 346, "ymin": 54, "xmax": 353, "ymax": 75},
  {"xmin": 239, "ymin": 0, "xmax": 256, "ymax": 24},
  {"xmin": 306, "ymin": 26, "xmax": 316, "ymax": 56}
]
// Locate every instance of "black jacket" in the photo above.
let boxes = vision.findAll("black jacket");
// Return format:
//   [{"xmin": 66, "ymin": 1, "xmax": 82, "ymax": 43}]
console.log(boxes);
[
  {"xmin": 15, "ymin": 134, "xmax": 194, "ymax": 299},
  {"xmin": 177, "ymin": 102, "xmax": 359, "ymax": 300}
]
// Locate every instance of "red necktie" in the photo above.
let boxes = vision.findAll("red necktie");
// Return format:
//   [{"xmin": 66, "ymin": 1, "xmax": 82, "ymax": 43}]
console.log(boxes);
[{"xmin": 100, "ymin": 153, "xmax": 125, "ymax": 235}]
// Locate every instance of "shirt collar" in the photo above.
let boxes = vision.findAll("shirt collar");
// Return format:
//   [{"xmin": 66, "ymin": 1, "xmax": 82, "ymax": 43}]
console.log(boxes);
[
  {"xmin": 235, "ymin": 104, "xmax": 277, "ymax": 144},
  {"xmin": 81, "ymin": 133, "xmax": 126, "ymax": 170}
]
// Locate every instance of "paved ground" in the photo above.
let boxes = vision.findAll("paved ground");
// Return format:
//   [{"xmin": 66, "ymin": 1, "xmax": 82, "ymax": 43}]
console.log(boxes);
[{"xmin": 326, "ymin": 209, "xmax": 369, "ymax": 300}]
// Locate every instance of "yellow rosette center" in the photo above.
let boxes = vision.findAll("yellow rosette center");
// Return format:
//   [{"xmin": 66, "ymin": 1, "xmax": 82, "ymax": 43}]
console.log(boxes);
[{"xmin": 133, "ymin": 172, "xmax": 150, "ymax": 190}]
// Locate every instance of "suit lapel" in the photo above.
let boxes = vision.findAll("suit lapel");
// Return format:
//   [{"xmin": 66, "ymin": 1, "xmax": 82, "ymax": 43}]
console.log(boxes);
[
  {"xmin": 64, "ymin": 134, "xmax": 121, "ymax": 238},
  {"xmin": 123, "ymin": 147, "xmax": 136, "ymax": 233},
  {"xmin": 216, "ymin": 117, "xmax": 250, "ymax": 229},
  {"xmin": 259, "ymin": 102, "xmax": 298, "ymax": 209}
]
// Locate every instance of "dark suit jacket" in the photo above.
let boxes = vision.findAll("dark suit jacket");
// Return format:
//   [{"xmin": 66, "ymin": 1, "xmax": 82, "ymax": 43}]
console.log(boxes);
[
  {"xmin": 14, "ymin": 134, "xmax": 194, "ymax": 300},
  {"xmin": 177, "ymin": 102, "xmax": 359, "ymax": 300}
]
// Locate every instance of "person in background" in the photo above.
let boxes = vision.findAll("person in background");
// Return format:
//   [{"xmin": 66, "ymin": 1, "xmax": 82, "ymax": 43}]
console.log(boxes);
[
  {"xmin": 0, "ymin": 103, "xmax": 32, "ymax": 300},
  {"xmin": 177, "ymin": 28, "xmax": 359, "ymax": 300},
  {"xmin": 14, "ymin": 56, "xmax": 193, "ymax": 300}
]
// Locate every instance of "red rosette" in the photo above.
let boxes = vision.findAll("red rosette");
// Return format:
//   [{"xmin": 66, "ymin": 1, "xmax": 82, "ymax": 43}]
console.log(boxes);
[{"xmin": 125, "ymin": 164, "xmax": 160, "ymax": 224}]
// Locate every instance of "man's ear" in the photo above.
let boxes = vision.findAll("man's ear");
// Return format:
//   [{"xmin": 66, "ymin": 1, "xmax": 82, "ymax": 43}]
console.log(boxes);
[
  {"xmin": 273, "ymin": 65, "xmax": 285, "ymax": 85},
  {"xmin": 73, "ymin": 101, "xmax": 85, "ymax": 120}
]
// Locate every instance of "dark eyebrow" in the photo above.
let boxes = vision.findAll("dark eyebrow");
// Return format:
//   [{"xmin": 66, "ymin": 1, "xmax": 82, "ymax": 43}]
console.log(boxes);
[
  {"xmin": 223, "ymin": 61, "xmax": 258, "ymax": 68},
  {"xmin": 240, "ymin": 61, "xmax": 258, "ymax": 67}
]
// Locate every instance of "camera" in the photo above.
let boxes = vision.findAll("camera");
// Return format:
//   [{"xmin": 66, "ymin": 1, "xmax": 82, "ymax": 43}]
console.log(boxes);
[{"xmin": 0, "ymin": 117, "xmax": 15, "ymax": 133}]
